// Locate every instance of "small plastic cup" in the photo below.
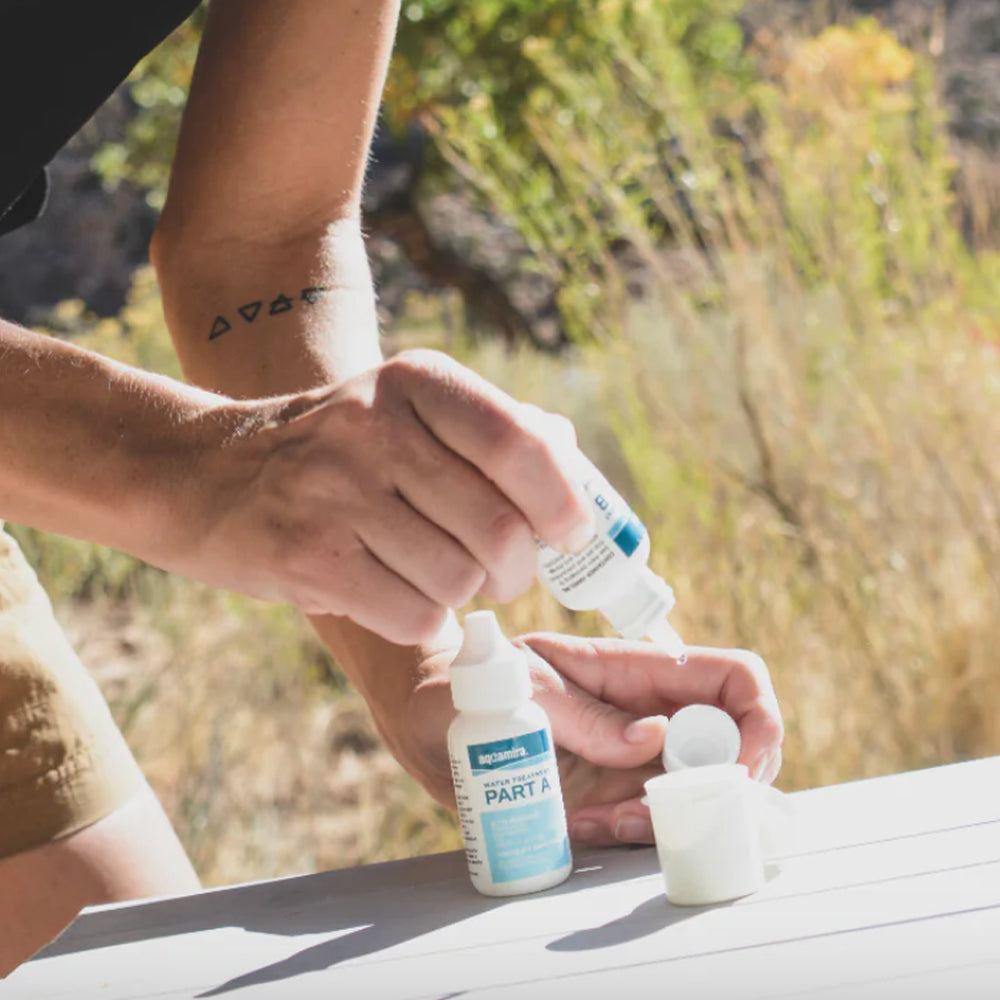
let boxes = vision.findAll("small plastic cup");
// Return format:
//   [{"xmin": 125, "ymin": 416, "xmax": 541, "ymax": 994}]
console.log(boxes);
[
  {"xmin": 643, "ymin": 763, "xmax": 765, "ymax": 906},
  {"xmin": 663, "ymin": 704, "xmax": 742, "ymax": 772}
]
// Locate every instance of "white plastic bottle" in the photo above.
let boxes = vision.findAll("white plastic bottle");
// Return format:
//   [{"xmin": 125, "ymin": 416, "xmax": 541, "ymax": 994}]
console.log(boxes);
[
  {"xmin": 537, "ymin": 454, "xmax": 685, "ymax": 657},
  {"xmin": 447, "ymin": 610, "xmax": 572, "ymax": 897}
]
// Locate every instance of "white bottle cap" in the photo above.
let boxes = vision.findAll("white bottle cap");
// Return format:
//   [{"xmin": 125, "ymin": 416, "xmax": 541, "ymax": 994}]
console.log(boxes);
[
  {"xmin": 643, "ymin": 764, "xmax": 765, "ymax": 906},
  {"xmin": 597, "ymin": 567, "xmax": 677, "ymax": 642},
  {"xmin": 663, "ymin": 704, "xmax": 742, "ymax": 772},
  {"xmin": 450, "ymin": 611, "xmax": 533, "ymax": 712}
]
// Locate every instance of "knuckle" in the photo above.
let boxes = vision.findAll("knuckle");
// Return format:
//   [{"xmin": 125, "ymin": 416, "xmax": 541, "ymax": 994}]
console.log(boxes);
[
  {"xmin": 485, "ymin": 506, "xmax": 533, "ymax": 556},
  {"xmin": 386, "ymin": 348, "xmax": 452, "ymax": 383},
  {"xmin": 490, "ymin": 418, "xmax": 546, "ymax": 473},
  {"xmin": 548, "ymin": 491, "xmax": 590, "ymax": 537},
  {"xmin": 520, "ymin": 648, "xmax": 566, "ymax": 696},
  {"xmin": 737, "ymin": 650, "xmax": 773, "ymax": 695},
  {"xmin": 488, "ymin": 569, "xmax": 535, "ymax": 605},
  {"xmin": 480, "ymin": 509, "xmax": 535, "ymax": 602},
  {"xmin": 399, "ymin": 601, "xmax": 450, "ymax": 645},
  {"xmin": 397, "ymin": 422, "xmax": 446, "ymax": 475},
  {"xmin": 437, "ymin": 559, "xmax": 487, "ymax": 608},
  {"xmin": 737, "ymin": 651, "xmax": 785, "ymax": 741}
]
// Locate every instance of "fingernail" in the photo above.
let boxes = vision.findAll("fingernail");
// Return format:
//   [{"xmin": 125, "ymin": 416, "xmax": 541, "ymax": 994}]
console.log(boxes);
[
  {"xmin": 561, "ymin": 519, "xmax": 594, "ymax": 554},
  {"xmin": 570, "ymin": 820, "xmax": 603, "ymax": 844},
  {"xmin": 614, "ymin": 816, "xmax": 653, "ymax": 843},
  {"xmin": 624, "ymin": 716, "xmax": 665, "ymax": 746}
]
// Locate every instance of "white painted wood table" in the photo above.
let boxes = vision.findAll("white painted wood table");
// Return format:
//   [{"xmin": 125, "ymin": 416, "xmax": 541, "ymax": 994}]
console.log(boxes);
[{"xmin": 9, "ymin": 756, "xmax": 1000, "ymax": 999}]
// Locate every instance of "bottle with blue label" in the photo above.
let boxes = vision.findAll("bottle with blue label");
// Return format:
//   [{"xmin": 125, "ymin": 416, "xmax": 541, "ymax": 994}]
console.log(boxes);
[
  {"xmin": 536, "ymin": 454, "xmax": 685, "ymax": 658},
  {"xmin": 448, "ymin": 611, "xmax": 572, "ymax": 897}
]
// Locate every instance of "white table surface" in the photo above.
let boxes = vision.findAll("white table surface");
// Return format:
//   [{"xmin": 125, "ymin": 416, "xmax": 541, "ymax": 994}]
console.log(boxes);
[{"xmin": 8, "ymin": 756, "xmax": 1000, "ymax": 999}]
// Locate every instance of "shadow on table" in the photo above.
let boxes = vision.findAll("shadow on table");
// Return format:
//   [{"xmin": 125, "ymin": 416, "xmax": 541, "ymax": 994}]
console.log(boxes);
[
  {"xmin": 34, "ymin": 848, "xmax": 661, "ymax": 996},
  {"xmin": 546, "ymin": 893, "xmax": 713, "ymax": 952},
  {"xmin": 545, "ymin": 860, "xmax": 785, "ymax": 953}
]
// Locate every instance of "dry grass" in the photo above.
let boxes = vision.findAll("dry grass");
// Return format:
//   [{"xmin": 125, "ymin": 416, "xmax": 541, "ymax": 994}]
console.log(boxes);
[
  {"xmin": 50, "ymin": 584, "xmax": 460, "ymax": 887},
  {"xmin": 11, "ymin": 16, "xmax": 1000, "ymax": 888},
  {"xmin": 460, "ymin": 255, "xmax": 1000, "ymax": 794}
]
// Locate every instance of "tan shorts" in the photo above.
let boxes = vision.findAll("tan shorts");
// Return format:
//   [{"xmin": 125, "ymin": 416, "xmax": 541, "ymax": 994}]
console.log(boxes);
[{"xmin": 0, "ymin": 524, "xmax": 143, "ymax": 859}]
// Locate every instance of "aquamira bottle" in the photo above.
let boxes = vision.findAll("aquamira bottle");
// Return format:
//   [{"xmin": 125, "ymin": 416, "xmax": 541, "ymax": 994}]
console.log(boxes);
[
  {"xmin": 537, "ymin": 453, "xmax": 685, "ymax": 657},
  {"xmin": 447, "ymin": 611, "xmax": 572, "ymax": 897}
]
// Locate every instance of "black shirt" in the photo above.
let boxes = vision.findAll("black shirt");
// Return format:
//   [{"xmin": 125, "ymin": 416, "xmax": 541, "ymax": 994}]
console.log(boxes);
[{"xmin": 0, "ymin": 0, "xmax": 199, "ymax": 237}]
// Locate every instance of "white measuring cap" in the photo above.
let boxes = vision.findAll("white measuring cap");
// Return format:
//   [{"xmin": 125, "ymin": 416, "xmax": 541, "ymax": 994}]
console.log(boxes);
[
  {"xmin": 663, "ymin": 704, "xmax": 742, "ymax": 772},
  {"xmin": 643, "ymin": 764, "xmax": 765, "ymax": 906}
]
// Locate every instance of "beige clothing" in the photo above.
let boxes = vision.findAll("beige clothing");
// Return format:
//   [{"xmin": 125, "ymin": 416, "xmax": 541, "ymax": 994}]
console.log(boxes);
[{"xmin": 0, "ymin": 524, "xmax": 142, "ymax": 858}]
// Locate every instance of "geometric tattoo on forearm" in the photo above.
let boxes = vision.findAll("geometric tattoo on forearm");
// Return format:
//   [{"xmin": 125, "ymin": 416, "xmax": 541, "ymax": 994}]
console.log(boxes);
[{"xmin": 208, "ymin": 286, "xmax": 330, "ymax": 340}]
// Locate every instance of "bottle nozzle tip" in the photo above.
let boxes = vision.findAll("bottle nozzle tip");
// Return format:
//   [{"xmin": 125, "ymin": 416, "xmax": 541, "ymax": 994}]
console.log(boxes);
[{"xmin": 645, "ymin": 618, "xmax": 686, "ymax": 660}]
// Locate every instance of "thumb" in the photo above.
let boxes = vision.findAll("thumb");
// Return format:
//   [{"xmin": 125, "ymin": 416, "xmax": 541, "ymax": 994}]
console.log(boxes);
[{"xmin": 523, "ymin": 648, "xmax": 666, "ymax": 768}]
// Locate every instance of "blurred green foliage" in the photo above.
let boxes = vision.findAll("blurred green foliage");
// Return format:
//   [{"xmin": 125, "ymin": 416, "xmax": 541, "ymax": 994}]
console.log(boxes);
[
  {"xmin": 95, "ymin": 1, "xmax": 754, "ymax": 337},
  {"xmin": 39, "ymin": 4, "xmax": 1000, "ymax": 881},
  {"xmin": 93, "ymin": 2, "xmax": 963, "ymax": 344},
  {"xmin": 386, "ymin": 0, "xmax": 752, "ymax": 337},
  {"xmin": 91, "ymin": 5, "xmax": 205, "ymax": 209}
]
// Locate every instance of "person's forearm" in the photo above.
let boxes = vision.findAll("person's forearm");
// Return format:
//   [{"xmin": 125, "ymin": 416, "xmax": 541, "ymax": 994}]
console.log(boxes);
[
  {"xmin": 0, "ymin": 320, "xmax": 232, "ymax": 564},
  {"xmin": 311, "ymin": 611, "xmax": 461, "ymax": 770},
  {"xmin": 154, "ymin": 0, "xmax": 398, "ymax": 247},
  {"xmin": 152, "ymin": 221, "xmax": 381, "ymax": 396},
  {"xmin": 151, "ymin": 1, "xmax": 423, "ymax": 699},
  {"xmin": 151, "ymin": 0, "xmax": 400, "ymax": 395}
]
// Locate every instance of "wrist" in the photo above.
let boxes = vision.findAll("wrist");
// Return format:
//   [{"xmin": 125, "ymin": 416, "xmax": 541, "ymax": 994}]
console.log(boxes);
[
  {"xmin": 136, "ymin": 392, "xmax": 262, "ymax": 575},
  {"xmin": 309, "ymin": 611, "xmax": 462, "ymax": 759}
]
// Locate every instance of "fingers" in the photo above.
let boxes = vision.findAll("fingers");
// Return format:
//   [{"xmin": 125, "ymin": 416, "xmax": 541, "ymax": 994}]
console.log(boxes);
[
  {"xmin": 568, "ymin": 797, "xmax": 656, "ymax": 848},
  {"xmin": 213, "ymin": 353, "xmax": 596, "ymax": 647},
  {"xmin": 390, "ymin": 424, "xmax": 538, "ymax": 603},
  {"xmin": 354, "ymin": 491, "xmax": 487, "ymax": 610},
  {"xmin": 388, "ymin": 350, "xmax": 593, "ymax": 552},
  {"xmin": 301, "ymin": 545, "xmax": 450, "ymax": 646},
  {"xmin": 525, "ymin": 645, "xmax": 667, "ymax": 771},
  {"xmin": 522, "ymin": 635, "xmax": 784, "ymax": 782},
  {"xmin": 711, "ymin": 650, "xmax": 784, "ymax": 782}
]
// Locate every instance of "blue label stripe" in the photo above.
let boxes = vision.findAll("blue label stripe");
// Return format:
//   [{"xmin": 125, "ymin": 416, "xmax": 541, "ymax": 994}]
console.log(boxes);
[
  {"xmin": 610, "ymin": 513, "xmax": 647, "ymax": 556},
  {"xmin": 468, "ymin": 729, "xmax": 551, "ymax": 775},
  {"xmin": 607, "ymin": 513, "xmax": 629, "ymax": 536}
]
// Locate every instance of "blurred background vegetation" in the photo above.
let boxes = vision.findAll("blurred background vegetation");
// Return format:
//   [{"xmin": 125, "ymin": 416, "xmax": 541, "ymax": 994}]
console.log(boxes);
[{"xmin": 8, "ymin": 0, "xmax": 1000, "ymax": 886}]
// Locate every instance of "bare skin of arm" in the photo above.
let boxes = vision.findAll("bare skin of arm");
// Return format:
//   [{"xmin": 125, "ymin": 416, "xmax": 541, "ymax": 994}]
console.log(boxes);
[
  {"xmin": 0, "ymin": 4, "xmax": 594, "ymax": 643},
  {"xmin": 149, "ymin": 0, "xmax": 784, "ymax": 848},
  {"xmin": 149, "ymin": 0, "xmax": 398, "ymax": 393}
]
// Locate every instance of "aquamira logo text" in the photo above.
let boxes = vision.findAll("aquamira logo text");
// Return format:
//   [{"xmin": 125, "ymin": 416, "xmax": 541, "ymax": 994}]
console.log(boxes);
[{"xmin": 477, "ymin": 746, "xmax": 528, "ymax": 767}]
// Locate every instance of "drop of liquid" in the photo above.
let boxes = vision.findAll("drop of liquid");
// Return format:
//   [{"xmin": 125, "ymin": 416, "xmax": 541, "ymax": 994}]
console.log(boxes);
[{"xmin": 645, "ymin": 618, "xmax": 687, "ymax": 661}]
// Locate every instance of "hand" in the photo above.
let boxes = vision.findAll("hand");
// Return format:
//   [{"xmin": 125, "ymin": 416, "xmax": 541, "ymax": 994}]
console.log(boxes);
[
  {"xmin": 376, "ymin": 632, "xmax": 783, "ymax": 849},
  {"xmin": 182, "ymin": 350, "xmax": 593, "ymax": 645},
  {"xmin": 523, "ymin": 635, "xmax": 783, "ymax": 847}
]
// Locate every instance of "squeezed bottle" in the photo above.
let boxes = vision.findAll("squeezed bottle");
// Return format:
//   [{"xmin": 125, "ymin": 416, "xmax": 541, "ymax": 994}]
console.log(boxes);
[{"xmin": 537, "ymin": 454, "xmax": 685, "ymax": 658}]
